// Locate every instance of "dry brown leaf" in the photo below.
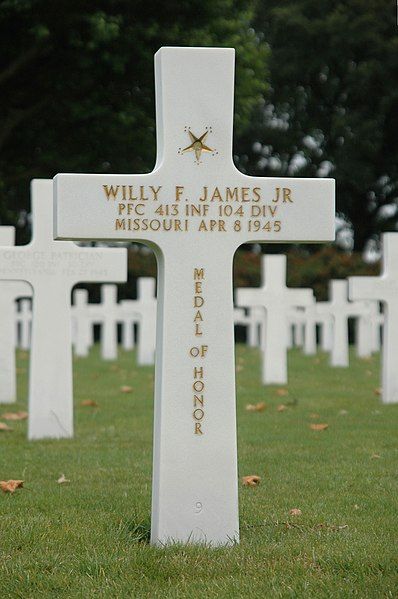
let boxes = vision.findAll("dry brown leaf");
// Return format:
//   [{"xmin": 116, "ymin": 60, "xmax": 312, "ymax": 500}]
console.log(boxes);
[
  {"xmin": 57, "ymin": 474, "xmax": 70, "ymax": 484},
  {"xmin": 371, "ymin": 453, "xmax": 381, "ymax": 459},
  {"xmin": 0, "ymin": 480, "xmax": 24, "ymax": 493},
  {"xmin": 289, "ymin": 508, "xmax": 302, "ymax": 516},
  {"xmin": 0, "ymin": 422, "xmax": 13, "ymax": 431},
  {"xmin": 120, "ymin": 385, "xmax": 133, "ymax": 393},
  {"xmin": 277, "ymin": 404, "xmax": 287, "ymax": 412},
  {"xmin": 1, "ymin": 411, "xmax": 28, "ymax": 421},
  {"xmin": 242, "ymin": 475, "xmax": 261, "ymax": 487},
  {"xmin": 374, "ymin": 388, "xmax": 382, "ymax": 396},
  {"xmin": 81, "ymin": 399, "xmax": 98, "ymax": 407},
  {"xmin": 245, "ymin": 402, "xmax": 266, "ymax": 412},
  {"xmin": 309, "ymin": 413, "xmax": 320, "ymax": 419},
  {"xmin": 309, "ymin": 423, "xmax": 329, "ymax": 431},
  {"xmin": 276, "ymin": 388, "xmax": 288, "ymax": 397}
]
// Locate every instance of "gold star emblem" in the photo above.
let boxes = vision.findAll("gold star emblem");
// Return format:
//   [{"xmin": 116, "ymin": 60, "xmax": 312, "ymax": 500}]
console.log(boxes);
[{"xmin": 181, "ymin": 130, "xmax": 214, "ymax": 163}]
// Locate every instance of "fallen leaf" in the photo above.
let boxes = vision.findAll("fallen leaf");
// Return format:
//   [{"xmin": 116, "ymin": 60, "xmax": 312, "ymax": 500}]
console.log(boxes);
[
  {"xmin": 57, "ymin": 474, "xmax": 70, "ymax": 484},
  {"xmin": 309, "ymin": 423, "xmax": 329, "ymax": 431},
  {"xmin": 81, "ymin": 399, "xmax": 98, "ymax": 407},
  {"xmin": 0, "ymin": 422, "xmax": 13, "ymax": 431},
  {"xmin": 371, "ymin": 453, "xmax": 381, "ymax": 459},
  {"xmin": 242, "ymin": 475, "xmax": 261, "ymax": 487},
  {"xmin": 276, "ymin": 388, "xmax": 288, "ymax": 397},
  {"xmin": 374, "ymin": 388, "xmax": 382, "ymax": 396},
  {"xmin": 120, "ymin": 385, "xmax": 133, "ymax": 393},
  {"xmin": 1, "ymin": 411, "xmax": 28, "ymax": 421},
  {"xmin": 277, "ymin": 404, "xmax": 287, "ymax": 412},
  {"xmin": 0, "ymin": 480, "xmax": 24, "ymax": 493},
  {"xmin": 339, "ymin": 409, "xmax": 348, "ymax": 416},
  {"xmin": 289, "ymin": 508, "xmax": 302, "ymax": 516},
  {"xmin": 245, "ymin": 402, "xmax": 266, "ymax": 412},
  {"xmin": 309, "ymin": 413, "xmax": 320, "ymax": 419}
]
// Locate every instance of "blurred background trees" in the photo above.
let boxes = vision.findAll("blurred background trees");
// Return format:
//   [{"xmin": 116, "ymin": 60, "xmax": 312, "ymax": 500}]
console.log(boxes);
[{"xmin": 1, "ymin": 0, "xmax": 396, "ymax": 291}]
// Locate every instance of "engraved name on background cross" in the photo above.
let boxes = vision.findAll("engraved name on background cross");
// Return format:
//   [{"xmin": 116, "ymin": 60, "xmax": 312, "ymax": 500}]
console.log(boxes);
[{"xmin": 54, "ymin": 47, "xmax": 335, "ymax": 546}]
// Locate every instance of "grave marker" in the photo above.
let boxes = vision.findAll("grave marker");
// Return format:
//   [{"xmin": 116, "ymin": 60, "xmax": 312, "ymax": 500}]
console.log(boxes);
[
  {"xmin": 349, "ymin": 233, "xmax": 398, "ymax": 403},
  {"xmin": 0, "ymin": 180, "xmax": 127, "ymax": 438},
  {"xmin": 237, "ymin": 255, "xmax": 314, "ymax": 384},
  {"xmin": 17, "ymin": 298, "xmax": 32, "ymax": 350},
  {"xmin": 0, "ymin": 227, "xmax": 31, "ymax": 403},
  {"xmin": 72, "ymin": 289, "xmax": 93, "ymax": 357},
  {"xmin": 54, "ymin": 47, "xmax": 335, "ymax": 545},
  {"xmin": 317, "ymin": 280, "xmax": 369, "ymax": 367}
]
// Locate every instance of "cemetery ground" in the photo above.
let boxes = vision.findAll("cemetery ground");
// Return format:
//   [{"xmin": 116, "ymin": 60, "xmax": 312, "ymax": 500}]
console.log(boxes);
[{"xmin": 0, "ymin": 346, "xmax": 397, "ymax": 598}]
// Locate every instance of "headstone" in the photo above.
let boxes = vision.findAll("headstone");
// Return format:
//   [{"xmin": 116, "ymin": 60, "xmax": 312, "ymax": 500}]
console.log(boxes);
[
  {"xmin": 237, "ymin": 255, "xmax": 314, "ymax": 384},
  {"xmin": 369, "ymin": 302, "xmax": 383, "ymax": 353},
  {"xmin": 356, "ymin": 302, "xmax": 374, "ymax": 359},
  {"xmin": 0, "ymin": 227, "xmax": 31, "ymax": 403},
  {"xmin": 16, "ymin": 298, "xmax": 32, "ymax": 350},
  {"xmin": 0, "ymin": 180, "xmax": 127, "ymax": 438},
  {"xmin": 54, "ymin": 47, "xmax": 335, "ymax": 545},
  {"xmin": 317, "ymin": 279, "xmax": 369, "ymax": 367},
  {"xmin": 131, "ymin": 277, "xmax": 157, "ymax": 366},
  {"xmin": 99, "ymin": 284, "xmax": 120, "ymax": 361},
  {"xmin": 247, "ymin": 307, "xmax": 262, "ymax": 347},
  {"xmin": 302, "ymin": 301, "xmax": 332, "ymax": 356},
  {"xmin": 120, "ymin": 300, "xmax": 138, "ymax": 351},
  {"xmin": 349, "ymin": 233, "xmax": 398, "ymax": 403},
  {"xmin": 72, "ymin": 289, "xmax": 93, "ymax": 357}
]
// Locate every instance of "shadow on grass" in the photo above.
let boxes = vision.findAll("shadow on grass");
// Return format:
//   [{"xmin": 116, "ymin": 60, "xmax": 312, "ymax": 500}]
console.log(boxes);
[{"xmin": 119, "ymin": 516, "xmax": 151, "ymax": 544}]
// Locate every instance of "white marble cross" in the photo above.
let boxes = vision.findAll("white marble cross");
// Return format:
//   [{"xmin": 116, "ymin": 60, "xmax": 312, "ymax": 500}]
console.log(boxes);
[
  {"xmin": 317, "ymin": 279, "xmax": 369, "ymax": 367},
  {"xmin": 0, "ymin": 180, "xmax": 127, "ymax": 439},
  {"xmin": 54, "ymin": 47, "xmax": 334, "ymax": 545},
  {"xmin": 237, "ymin": 255, "xmax": 314, "ymax": 384},
  {"xmin": 120, "ymin": 300, "xmax": 138, "ymax": 351},
  {"xmin": 0, "ymin": 227, "xmax": 31, "ymax": 403},
  {"xmin": 16, "ymin": 298, "xmax": 32, "ymax": 350},
  {"xmin": 72, "ymin": 289, "xmax": 93, "ymax": 357},
  {"xmin": 120, "ymin": 278, "xmax": 156, "ymax": 365},
  {"xmin": 98, "ymin": 284, "xmax": 120, "ymax": 360},
  {"xmin": 349, "ymin": 233, "xmax": 398, "ymax": 403},
  {"xmin": 302, "ymin": 301, "xmax": 332, "ymax": 356}
]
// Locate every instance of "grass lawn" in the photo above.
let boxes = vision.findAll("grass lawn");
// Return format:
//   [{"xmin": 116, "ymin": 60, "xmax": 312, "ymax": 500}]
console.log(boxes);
[{"xmin": 0, "ymin": 345, "xmax": 397, "ymax": 598}]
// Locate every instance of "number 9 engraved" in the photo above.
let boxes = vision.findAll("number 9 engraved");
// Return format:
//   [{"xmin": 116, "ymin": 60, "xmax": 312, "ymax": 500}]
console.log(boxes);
[{"xmin": 195, "ymin": 501, "xmax": 202, "ymax": 514}]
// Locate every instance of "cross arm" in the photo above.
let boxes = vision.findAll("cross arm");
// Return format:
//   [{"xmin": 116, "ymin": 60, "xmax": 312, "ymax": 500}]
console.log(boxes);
[{"xmin": 348, "ymin": 276, "xmax": 385, "ymax": 302}]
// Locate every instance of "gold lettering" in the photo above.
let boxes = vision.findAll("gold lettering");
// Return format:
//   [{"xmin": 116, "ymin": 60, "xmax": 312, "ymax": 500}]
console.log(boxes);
[
  {"xmin": 194, "ymin": 422, "xmax": 203, "ymax": 435},
  {"xmin": 103, "ymin": 185, "xmax": 119, "ymax": 200}
]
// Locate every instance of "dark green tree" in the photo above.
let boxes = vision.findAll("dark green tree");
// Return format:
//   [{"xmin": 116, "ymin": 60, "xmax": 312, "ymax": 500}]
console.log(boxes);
[
  {"xmin": 237, "ymin": 0, "xmax": 398, "ymax": 251},
  {"xmin": 0, "ymin": 0, "xmax": 268, "ymax": 241}
]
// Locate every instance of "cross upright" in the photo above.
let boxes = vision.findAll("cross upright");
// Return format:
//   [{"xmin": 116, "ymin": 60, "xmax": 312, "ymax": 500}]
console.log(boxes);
[
  {"xmin": 54, "ymin": 47, "xmax": 335, "ymax": 545},
  {"xmin": 317, "ymin": 279, "xmax": 369, "ymax": 367},
  {"xmin": 349, "ymin": 233, "xmax": 398, "ymax": 403},
  {"xmin": 99, "ymin": 284, "xmax": 120, "ymax": 361},
  {"xmin": 72, "ymin": 289, "xmax": 92, "ymax": 357},
  {"xmin": 0, "ymin": 180, "xmax": 127, "ymax": 439},
  {"xmin": 17, "ymin": 298, "xmax": 33, "ymax": 351},
  {"xmin": 236, "ymin": 254, "xmax": 314, "ymax": 384},
  {"xmin": 0, "ymin": 227, "xmax": 31, "ymax": 403},
  {"xmin": 127, "ymin": 277, "xmax": 157, "ymax": 366}
]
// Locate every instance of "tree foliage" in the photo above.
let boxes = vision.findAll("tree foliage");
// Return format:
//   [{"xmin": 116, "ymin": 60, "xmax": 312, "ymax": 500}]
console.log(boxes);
[
  {"xmin": 0, "ymin": 0, "xmax": 268, "ymax": 241},
  {"xmin": 237, "ymin": 0, "xmax": 398, "ymax": 251}
]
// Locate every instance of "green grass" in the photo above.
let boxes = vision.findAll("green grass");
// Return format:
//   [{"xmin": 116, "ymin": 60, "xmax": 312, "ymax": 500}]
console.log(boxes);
[{"xmin": 0, "ymin": 345, "xmax": 397, "ymax": 598}]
